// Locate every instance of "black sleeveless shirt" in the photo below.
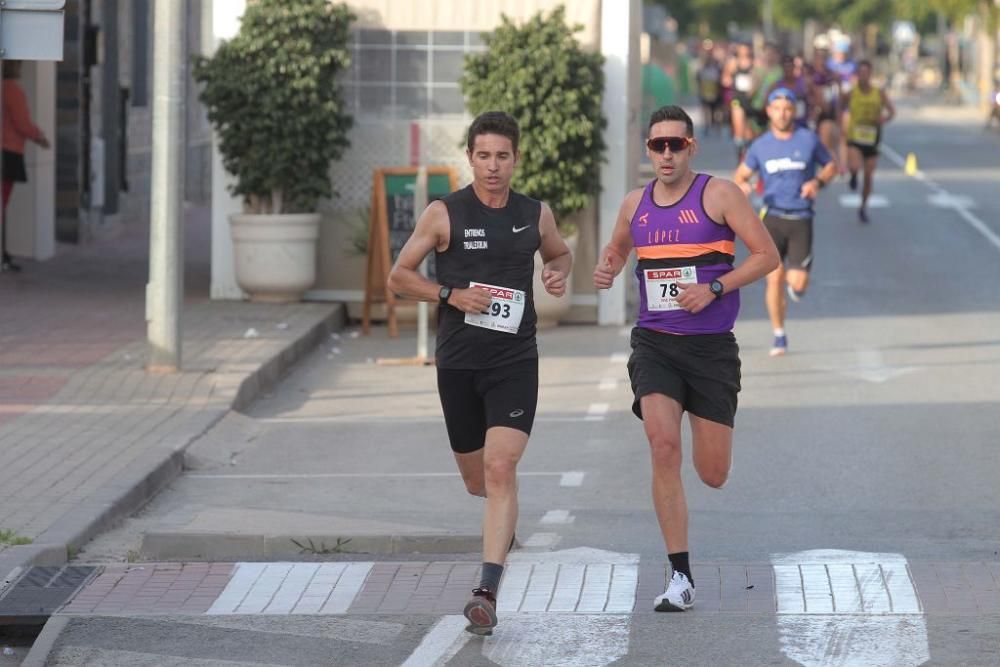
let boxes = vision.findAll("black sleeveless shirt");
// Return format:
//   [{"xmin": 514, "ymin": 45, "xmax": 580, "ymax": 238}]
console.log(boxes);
[{"xmin": 436, "ymin": 185, "xmax": 542, "ymax": 369}]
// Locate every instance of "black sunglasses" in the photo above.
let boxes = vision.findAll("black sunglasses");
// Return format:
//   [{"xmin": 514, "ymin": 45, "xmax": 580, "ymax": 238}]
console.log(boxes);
[{"xmin": 646, "ymin": 136, "xmax": 693, "ymax": 154}]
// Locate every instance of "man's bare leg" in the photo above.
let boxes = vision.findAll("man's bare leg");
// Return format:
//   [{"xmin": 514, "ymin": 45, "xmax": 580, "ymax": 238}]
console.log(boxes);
[
  {"xmin": 454, "ymin": 449, "xmax": 486, "ymax": 497},
  {"xmin": 463, "ymin": 426, "xmax": 527, "ymax": 634},
  {"xmin": 641, "ymin": 394, "xmax": 688, "ymax": 555}
]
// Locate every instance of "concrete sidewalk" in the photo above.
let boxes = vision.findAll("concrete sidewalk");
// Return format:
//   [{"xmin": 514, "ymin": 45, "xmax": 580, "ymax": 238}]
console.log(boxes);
[{"xmin": 0, "ymin": 206, "xmax": 344, "ymax": 589}]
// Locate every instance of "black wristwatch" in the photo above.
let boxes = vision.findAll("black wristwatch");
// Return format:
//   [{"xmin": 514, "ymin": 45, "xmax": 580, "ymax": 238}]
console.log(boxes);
[
  {"xmin": 709, "ymin": 280, "xmax": 725, "ymax": 300},
  {"xmin": 438, "ymin": 285, "xmax": 452, "ymax": 306}
]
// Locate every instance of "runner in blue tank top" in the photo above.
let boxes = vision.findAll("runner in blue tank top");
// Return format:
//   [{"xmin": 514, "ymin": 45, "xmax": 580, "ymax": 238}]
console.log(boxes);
[
  {"xmin": 594, "ymin": 105, "xmax": 778, "ymax": 612},
  {"xmin": 735, "ymin": 87, "xmax": 837, "ymax": 357}
]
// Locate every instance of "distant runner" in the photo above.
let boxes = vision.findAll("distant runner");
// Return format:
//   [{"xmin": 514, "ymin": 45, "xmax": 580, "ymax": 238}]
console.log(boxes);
[{"xmin": 842, "ymin": 60, "xmax": 895, "ymax": 223}]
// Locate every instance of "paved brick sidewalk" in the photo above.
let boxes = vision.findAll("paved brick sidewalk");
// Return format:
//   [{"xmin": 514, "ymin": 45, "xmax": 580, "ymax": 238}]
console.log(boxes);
[
  {"xmin": 0, "ymin": 208, "xmax": 343, "ymax": 583},
  {"xmin": 30, "ymin": 559, "xmax": 1000, "ymax": 618}
]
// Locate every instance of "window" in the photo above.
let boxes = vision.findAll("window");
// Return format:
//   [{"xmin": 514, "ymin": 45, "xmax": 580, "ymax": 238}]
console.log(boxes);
[{"xmin": 341, "ymin": 29, "xmax": 486, "ymax": 119}]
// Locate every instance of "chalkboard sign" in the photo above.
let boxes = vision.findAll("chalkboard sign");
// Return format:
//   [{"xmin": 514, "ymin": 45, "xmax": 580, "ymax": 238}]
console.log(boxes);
[{"xmin": 363, "ymin": 167, "xmax": 459, "ymax": 337}]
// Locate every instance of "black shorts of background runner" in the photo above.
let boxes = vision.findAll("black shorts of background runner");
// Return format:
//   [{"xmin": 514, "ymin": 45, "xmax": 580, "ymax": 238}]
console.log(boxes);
[
  {"xmin": 847, "ymin": 141, "xmax": 880, "ymax": 159},
  {"xmin": 763, "ymin": 213, "xmax": 814, "ymax": 271},
  {"xmin": 847, "ymin": 128, "xmax": 881, "ymax": 159},
  {"xmin": 627, "ymin": 327, "xmax": 741, "ymax": 428},
  {"xmin": 436, "ymin": 358, "xmax": 538, "ymax": 454}
]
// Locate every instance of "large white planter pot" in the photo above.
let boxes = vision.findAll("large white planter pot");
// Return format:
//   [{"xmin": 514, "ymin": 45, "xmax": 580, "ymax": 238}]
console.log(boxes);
[
  {"xmin": 533, "ymin": 233, "xmax": 578, "ymax": 329},
  {"xmin": 229, "ymin": 212, "xmax": 321, "ymax": 303}
]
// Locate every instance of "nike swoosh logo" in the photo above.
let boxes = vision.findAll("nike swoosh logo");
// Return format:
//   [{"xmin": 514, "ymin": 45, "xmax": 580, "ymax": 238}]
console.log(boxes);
[{"xmin": 512, "ymin": 225, "xmax": 530, "ymax": 233}]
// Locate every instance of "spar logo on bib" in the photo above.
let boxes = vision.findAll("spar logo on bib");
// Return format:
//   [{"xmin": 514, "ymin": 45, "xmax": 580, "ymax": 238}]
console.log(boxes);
[
  {"xmin": 484, "ymin": 286, "xmax": 516, "ymax": 300},
  {"xmin": 647, "ymin": 267, "xmax": 694, "ymax": 281}
]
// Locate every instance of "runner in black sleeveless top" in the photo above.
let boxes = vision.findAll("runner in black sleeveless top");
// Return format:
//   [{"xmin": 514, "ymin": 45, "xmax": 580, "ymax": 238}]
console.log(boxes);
[
  {"xmin": 434, "ymin": 184, "xmax": 541, "ymax": 370},
  {"xmin": 388, "ymin": 111, "xmax": 572, "ymax": 636}
]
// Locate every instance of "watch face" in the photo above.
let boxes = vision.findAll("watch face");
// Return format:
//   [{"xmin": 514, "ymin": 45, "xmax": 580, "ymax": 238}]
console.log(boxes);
[{"xmin": 711, "ymin": 280, "xmax": 723, "ymax": 295}]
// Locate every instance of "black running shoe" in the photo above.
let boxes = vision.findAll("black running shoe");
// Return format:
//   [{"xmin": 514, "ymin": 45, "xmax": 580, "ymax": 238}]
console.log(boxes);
[
  {"xmin": 463, "ymin": 587, "xmax": 498, "ymax": 635},
  {"xmin": 1, "ymin": 257, "xmax": 20, "ymax": 273},
  {"xmin": 858, "ymin": 208, "xmax": 869, "ymax": 224}
]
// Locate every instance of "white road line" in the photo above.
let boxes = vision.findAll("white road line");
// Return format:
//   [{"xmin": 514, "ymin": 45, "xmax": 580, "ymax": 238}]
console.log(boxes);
[
  {"xmin": 815, "ymin": 347, "xmax": 918, "ymax": 384},
  {"xmin": 883, "ymin": 142, "xmax": 1000, "ymax": 254},
  {"xmin": 522, "ymin": 533, "xmax": 561, "ymax": 549},
  {"xmin": 838, "ymin": 193, "xmax": 890, "ymax": 208},
  {"xmin": 560, "ymin": 471, "xmax": 585, "ymax": 487},
  {"xmin": 540, "ymin": 510, "xmax": 575, "ymax": 525},
  {"xmin": 401, "ymin": 615, "xmax": 470, "ymax": 667},
  {"xmin": 598, "ymin": 378, "xmax": 617, "ymax": 391},
  {"xmin": 585, "ymin": 403, "xmax": 609, "ymax": 421},
  {"xmin": 772, "ymin": 549, "xmax": 929, "ymax": 667},
  {"xmin": 610, "ymin": 352, "xmax": 629, "ymax": 363},
  {"xmin": 258, "ymin": 415, "xmax": 615, "ymax": 425},
  {"xmin": 187, "ymin": 471, "xmax": 579, "ymax": 481}
]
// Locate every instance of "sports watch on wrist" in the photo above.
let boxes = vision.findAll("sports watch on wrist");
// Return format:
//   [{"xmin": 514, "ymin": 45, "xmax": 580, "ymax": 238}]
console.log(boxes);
[
  {"xmin": 438, "ymin": 285, "xmax": 452, "ymax": 306},
  {"xmin": 709, "ymin": 279, "xmax": 725, "ymax": 300}
]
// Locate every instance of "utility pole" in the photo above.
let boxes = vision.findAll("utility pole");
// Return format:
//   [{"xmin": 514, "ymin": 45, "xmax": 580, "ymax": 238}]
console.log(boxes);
[{"xmin": 146, "ymin": 0, "xmax": 186, "ymax": 371}]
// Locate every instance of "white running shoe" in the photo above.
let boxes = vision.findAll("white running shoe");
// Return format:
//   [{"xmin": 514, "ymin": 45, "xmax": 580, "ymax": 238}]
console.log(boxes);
[{"xmin": 654, "ymin": 571, "xmax": 696, "ymax": 612}]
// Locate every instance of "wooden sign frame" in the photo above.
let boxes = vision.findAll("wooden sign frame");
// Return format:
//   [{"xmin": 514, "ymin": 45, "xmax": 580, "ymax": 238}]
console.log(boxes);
[{"xmin": 362, "ymin": 166, "xmax": 459, "ymax": 337}]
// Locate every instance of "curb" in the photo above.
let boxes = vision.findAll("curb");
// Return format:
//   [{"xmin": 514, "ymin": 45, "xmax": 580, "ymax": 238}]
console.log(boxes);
[
  {"xmin": 0, "ymin": 304, "xmax": 346, "ymax": 586},
  {"xmin": 19, "ymin": 616, "xmax": 70, "ymax": 667},
  {"xmin": 139, "ymin": 531, "xmax": 483, "ymax": 561}
]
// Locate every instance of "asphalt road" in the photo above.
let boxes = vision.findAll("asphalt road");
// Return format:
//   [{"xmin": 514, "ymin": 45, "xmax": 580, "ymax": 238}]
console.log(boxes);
[{"xmin": 35, "ymin": 99, "xmax": 1000, "ymax": 666}]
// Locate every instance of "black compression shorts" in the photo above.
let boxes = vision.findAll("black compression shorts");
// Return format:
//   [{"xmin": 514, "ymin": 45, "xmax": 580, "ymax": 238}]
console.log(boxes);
[
  {"xmin": 763, "ymin": 213, "xmax": 814, "ymax": 271},
  {"xmin": 436, "ymin": 358, "xmax": 538, "ymax": 453}
]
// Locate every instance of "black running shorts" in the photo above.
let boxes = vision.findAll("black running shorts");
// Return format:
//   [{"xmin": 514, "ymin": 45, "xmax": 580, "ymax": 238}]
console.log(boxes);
[
  {"xmin": 763, "ymin": 213, "xmax": 814, "ymax": 271},
  {"xmin": 436, "ymin": 358, "xmax": 538, "ymax": 454},
  {"xmin": 847, "ymin": 140, "xmax": 880, "ymax": 159},
  {"xmin": 627, "ymin": 327, "xmax": 741, "ymax": 427}
]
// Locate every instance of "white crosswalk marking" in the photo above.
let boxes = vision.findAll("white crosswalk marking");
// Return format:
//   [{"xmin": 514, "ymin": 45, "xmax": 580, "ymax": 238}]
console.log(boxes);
[
  {"xmin": 772, "ymin": 550, "xmax": 929, "ymax": 667},
  {"xmin": 206, "ymin": 562, "xmax": 373, "ymax": 615}
]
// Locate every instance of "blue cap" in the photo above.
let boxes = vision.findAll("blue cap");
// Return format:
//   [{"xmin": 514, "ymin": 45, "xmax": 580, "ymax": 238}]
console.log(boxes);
[{"xmin": 767, "ymin": 87, "xmax": 797, "ymax": 104}]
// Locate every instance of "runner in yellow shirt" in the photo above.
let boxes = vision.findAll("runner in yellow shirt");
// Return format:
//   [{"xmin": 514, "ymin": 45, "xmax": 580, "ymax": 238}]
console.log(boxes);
[{"xmin": 842, "ymin": 60, "xmax": 895, "ymax": 223}]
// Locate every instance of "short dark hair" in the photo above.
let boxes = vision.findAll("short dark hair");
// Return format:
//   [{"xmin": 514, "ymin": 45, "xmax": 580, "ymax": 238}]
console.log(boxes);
[
  {"xmin": 466, "ymin": 111, "xmax": 520, "ymax": 153},
  {"xmin": 857, "ymin": 59, "xmax": 873, "ymax": 70},
  {"xmin": 648, "ymin": 105, "xmax": 694, "ymax": 137}
]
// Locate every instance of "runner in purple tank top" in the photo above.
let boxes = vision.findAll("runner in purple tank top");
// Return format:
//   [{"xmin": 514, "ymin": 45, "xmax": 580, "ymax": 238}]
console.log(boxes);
[{"xmin": 594, "ymin": 106, "xmax": 778, "ymax": 612}]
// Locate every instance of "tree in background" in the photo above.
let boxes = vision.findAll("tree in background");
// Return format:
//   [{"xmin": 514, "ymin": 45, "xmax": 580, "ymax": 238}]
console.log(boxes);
[
  {"xmin": 192, "ymin": 0, "xmax": 354, "ymax": 214},
  {"xmin": 460, "ymin": 7, "xmax": 607, "ymax": 233},
  {"xmin": 647, "ymin": 0, "xmax": 760, "ymax": 37}
]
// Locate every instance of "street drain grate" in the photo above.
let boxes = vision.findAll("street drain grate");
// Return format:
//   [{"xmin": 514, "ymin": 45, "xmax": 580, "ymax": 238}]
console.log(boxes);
[{"xmin": 0, "ymin": 565, "xmax": 99, "ymax": 621}]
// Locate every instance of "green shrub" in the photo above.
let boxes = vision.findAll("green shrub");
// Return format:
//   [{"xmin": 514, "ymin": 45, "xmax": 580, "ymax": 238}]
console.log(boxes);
[
  {"xmin": 460, "ymin": 6, "xmax": 607, "ymax": 234},
  {"xmin": 192, "ymin": 0, "xmax": 354, "ymax": 214}
]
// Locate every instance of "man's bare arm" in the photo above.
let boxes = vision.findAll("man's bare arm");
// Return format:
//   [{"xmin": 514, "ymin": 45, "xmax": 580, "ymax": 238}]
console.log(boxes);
[
  {"xmin": 537, "ymin": 203, "xmax": 573, "ymax": 297},
  {"xmin": 594, "ymin": 189, "xmax": 640, "ymax": 288}
]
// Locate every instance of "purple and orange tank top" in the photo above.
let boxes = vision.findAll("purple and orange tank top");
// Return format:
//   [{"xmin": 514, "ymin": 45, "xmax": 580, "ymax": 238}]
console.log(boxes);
[{"xmin": 631, "ymin": 173, "xmax": 740, "ymax": 335}]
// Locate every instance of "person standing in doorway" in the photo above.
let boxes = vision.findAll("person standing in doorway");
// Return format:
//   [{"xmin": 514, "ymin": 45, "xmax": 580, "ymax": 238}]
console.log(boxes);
[
  {"xmin": 388, "ymin": 111, "xmax": 572, "ymax": 635},
  {"xmin": 2, "ymin": 60, "xmax": 49, "ymax": 273},
  {"xmin": 594, "ymin": 105, "xmax": 777, "ymax": 612}
]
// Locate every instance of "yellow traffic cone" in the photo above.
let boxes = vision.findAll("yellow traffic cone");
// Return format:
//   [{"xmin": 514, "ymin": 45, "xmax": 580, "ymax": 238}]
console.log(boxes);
[{"xmin": 904, "ymin": 152, "xmax": 918, "ymax": 176}]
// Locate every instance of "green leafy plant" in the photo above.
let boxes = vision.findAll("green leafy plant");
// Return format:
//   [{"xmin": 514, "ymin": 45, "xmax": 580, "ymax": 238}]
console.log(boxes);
[
  {"xmin": 0, "ymin": 529, "xmax": 32, "ymax": 546},
  {"xmin": 290, "ymin": 537, "xmax": 353, "ymax": 555},
  {"xmin": 460, "ymin": 6, "xmax": 607, "ymax": 235},
  {"xmin": 192, "ymin": 0, "xmax": 355, "ymax": 214}
]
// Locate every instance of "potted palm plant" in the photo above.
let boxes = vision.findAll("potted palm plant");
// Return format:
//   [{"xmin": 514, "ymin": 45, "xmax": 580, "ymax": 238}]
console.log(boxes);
[
  {"xmin": 460, "ymin": 7, "xmax": 607, "ymax": 326},
  {"xmin": 192, "ymin": 0, "xmax": 354, "ymax": 302}
]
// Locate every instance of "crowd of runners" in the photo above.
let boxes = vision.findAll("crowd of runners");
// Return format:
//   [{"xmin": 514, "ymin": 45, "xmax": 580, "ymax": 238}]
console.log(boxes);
[
  {"xmin": 697, "ymin": 34, "xmax": 894, "ymax": 355},
  {"xmin": 386, "ymin": 32, "xmax": 897, "ymax": 636}
]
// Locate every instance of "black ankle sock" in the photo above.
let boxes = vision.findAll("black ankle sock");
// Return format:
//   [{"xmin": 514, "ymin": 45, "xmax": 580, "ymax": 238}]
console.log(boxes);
[
  {"xmin": 480, "ymin": 562, "xmax": 504, "ymax": 592},
  {"xmin": 668, "ymin": 552, "xmax": 693, "ymax": 585}
]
